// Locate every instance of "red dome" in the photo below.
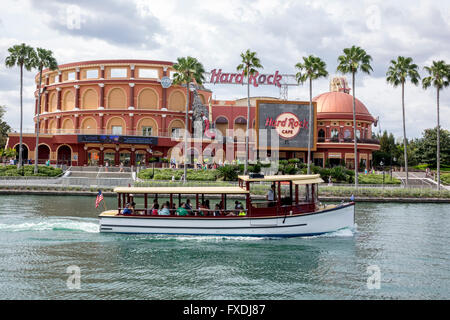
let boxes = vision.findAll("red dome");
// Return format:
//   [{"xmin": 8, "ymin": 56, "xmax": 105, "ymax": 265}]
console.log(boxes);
[{"xmin": 313, "ymin": 91, "xmax": 375, "ymax": 122}]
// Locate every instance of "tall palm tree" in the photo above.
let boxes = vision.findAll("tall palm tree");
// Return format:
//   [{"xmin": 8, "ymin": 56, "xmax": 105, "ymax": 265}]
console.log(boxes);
[
  {"xmin": 386, "ymin": 56, "xmax": 420, "ymax": 187},
  {"xmin": 5, "ymin": 43, "xmax": 36, "ymax": 169},
  {"xmin": 422, "ymin": 60, "xmax": 450, "ymax": 191},
  {"xmin": 295, "ymin": 55, "xmax": 328, "ymax": 174},
  {"xmin": 172, "ymin": 56, "xmax": 205, "ymax": 183},
  {"xmin": 337, "ymin": 45, "xmax": 373, "ymax": 188},
  {"xmin": 237, "ymin": 49, "xmax": 263, "ymax": 175},
  {"xmin": 32, "ymin": 48, "xmax": 58, "ymax": 174}
]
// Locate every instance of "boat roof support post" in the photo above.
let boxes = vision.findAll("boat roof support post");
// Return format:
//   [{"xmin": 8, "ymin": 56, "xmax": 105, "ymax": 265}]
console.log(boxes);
[
  {"xmin": 295, "ymin": 184, "xmax": 299, "ymax": 205},
  {"xmin": 118, "ymin": 193, "xmax": 121, "ymax": 214},
  {"xmin": 277, "ymin": 181, "xmax": 281, "ymax": 206},
  {"xmin": 290, "ymin": 181, "xmax": 293, "ymax": 203},
  {"xmin": 224, "ymin": 194, "xmax": 227, "ymax": 210},
  {"xmin": 144, "ymin": 193, "xmax": 148, "ymax": 210}
]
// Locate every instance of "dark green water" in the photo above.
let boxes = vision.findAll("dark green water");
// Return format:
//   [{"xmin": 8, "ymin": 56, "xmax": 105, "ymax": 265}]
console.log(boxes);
[{"xmin": 0, "ymin": 195, "xmax": 448, "ymax": 299}]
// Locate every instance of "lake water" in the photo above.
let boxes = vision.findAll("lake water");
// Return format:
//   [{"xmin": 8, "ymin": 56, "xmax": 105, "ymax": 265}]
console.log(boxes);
[{"xmin": 0, "ymin": 194, "xmax": 449, "ymax": 300}]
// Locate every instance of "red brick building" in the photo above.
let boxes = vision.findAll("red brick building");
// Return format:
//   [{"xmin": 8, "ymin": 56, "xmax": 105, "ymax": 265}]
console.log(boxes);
[{"xmin": 6, "ymin": 59, "xmax": 379, "ymax": 169}]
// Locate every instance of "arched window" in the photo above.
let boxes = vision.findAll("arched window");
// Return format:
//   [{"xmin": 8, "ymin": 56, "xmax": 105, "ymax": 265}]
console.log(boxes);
[
  {"xmin": 49, "ymin": 92, "xmax": 57, "ymax": 112},
  {"xmin": 318, "ymin": 129, "xmax": 325, "ymax": 138},
  {"xmin": 344, "ymin": 129, "xmax": 351, "ymax": 139},
  {"xmin": 82, "ymin": 89, "xmax": 98, "ymax": 110},
  {"xmin": 168, "ymin": 91, "xmax": 186, "ymax": 111},
  {"xmin": 138, "ymin": 88, "xmax": 159, "ymax": 109},
  {"xmin": 62, "ymin": 91, "xmax": 75, "ymax": 111},
  {"xmin": 331, "ymin": 129, "xmax": 339, "ymax": 138},
  {"xmin": 108, "ymin": 88, "xmax": 126, "ymax": 109},
  {"xmin": 214, "ymin": 116, "xmax": 228, "ymax": 137}
]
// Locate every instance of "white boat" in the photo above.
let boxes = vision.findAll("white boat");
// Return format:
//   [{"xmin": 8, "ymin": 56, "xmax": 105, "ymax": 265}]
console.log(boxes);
[{"xmin": 99, "ymin": 174, "xmax": 355, "ymax": 237}]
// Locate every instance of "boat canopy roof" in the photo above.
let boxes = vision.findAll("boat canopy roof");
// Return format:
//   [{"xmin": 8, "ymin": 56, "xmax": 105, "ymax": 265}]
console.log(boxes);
[
  {"xmin": 113, "ymin": 186, "xmax": 249, "ymax": 194},
  {"xmin": 238, "ymin": 174, "xmax": 323, "ymax": 183},
  {"xmin": 293, "ymin": 176, "xmax": 324, "ymax": 185}
]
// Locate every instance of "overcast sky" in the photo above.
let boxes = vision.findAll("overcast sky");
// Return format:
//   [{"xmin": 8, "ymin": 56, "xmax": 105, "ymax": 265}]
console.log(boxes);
[{"xmin": 1, "ymin": 0, "xmax": 449, "ymax": 139}]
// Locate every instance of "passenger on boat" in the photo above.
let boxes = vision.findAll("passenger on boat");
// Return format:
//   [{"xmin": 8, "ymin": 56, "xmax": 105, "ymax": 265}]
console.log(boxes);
[
  {"xmin": 150, "ymin": 199, "xmax": 159, "ymax": 210},
  {"xmin": 151, "ymin": 203, "xmax": 160, "ymax": 215},
  {"xmin": 235, "ymin": 201, "xmax": 243, "ymax": 210},
  {"xmin": 198, "ymin": 201, "xmax": 209, "ymax": 216},
  {"xmin": 267, "ymin": 184, "xmax": 276, "ymax": 207},
  {"xmin": 213, "ymin": 204, "xmax": 221, "ymax": 216},
  {"xmin": 176, "ymin": 203, "xmax": 188, "ymax": 216},
  {"xmin": 158, "ymin": 203, "xmax": 170, "ymax": 216},
  {"xmin": 122, "ymin": 203, "xmax": 133, "ymax": 215},
  {"xmin": 185, "ymin": 199, "xmax": 193, "ymax": 210}
]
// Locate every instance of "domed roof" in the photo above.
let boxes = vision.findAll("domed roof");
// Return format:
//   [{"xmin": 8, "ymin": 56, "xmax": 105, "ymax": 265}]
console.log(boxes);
[{"xmin": 313, "ymin": 91, "xmax": 375, "ymax": 122}]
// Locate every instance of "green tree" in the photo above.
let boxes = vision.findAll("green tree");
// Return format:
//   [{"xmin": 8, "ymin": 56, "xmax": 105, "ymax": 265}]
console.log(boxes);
[
  {"xmin": 422, "ymin": 60, "xmax": 450, "ymax": 190},
  {"xmin": 237, "ymin": 49, "xmax": 263, "ymax": 175},
  {"xmin": 172, "ymin": 56, "xmax": 206, "ymax": 183},
  {"xmin": 32, "ymin": 48, "xmax": 58, "ymax": 173},
  {"xmin": 337, "ymin": 45, "xmax": 373, "ymax": 188},
  {"xmin": 386, "ymin": 56, "xmax": 420, "ymax": 186},
  {"xmin": 5, "ymin": 43, "xmax": 35, "ymax": 169},
  {"xmin": 0, "ymin": 105, "xmax": 12, "ymax": 148},
  {"xmin": 295, "ymin": 55, "xmax": 328, "ymax": 174},
  {"xmin": 416, "ymin": 127, "xmax": 450, "ymax": 169}
]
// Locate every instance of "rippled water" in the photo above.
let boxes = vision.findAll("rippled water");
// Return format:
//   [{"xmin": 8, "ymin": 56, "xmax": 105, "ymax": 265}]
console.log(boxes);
[{"xmin": 0, "ymin": 195, "xmax": 449, "ymax": 299}]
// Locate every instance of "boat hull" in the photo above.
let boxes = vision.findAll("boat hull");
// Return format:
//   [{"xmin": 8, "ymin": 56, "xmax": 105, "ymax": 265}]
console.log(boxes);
[{"xmin": 99, "ymin": 203, "xmax": 355, "ymax": 237}]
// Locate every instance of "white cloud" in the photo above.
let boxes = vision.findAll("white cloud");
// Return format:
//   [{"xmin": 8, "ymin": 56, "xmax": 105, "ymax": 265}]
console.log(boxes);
[{"xmin": 0, "ymin": 0, "xmax": 449, "ymax": 139}]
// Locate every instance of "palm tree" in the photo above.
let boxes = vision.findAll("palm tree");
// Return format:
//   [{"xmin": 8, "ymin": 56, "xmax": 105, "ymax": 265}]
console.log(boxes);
[
  {"xmin": 386, "ymin": 56, "xmax": 420, "ymax": 187},
  {"xmin": 337, "ymin": 45, "xmax": 373, "ymax": 188},
  {"xmin": 172, "ymin": 56, "xmax": 205, "ymax": 183},
  {"xmin": 32, "ymin": 48, "xmax": 58, "ymax": 173},
  {"xmin": 237, "ymin": 49, "xmax": 263, "ymax": 175},
  {"xmin": 422, "ymin": 60, "xmax": 450, "ymax": 191},
  {"xmin": 295, "ymin": 55, "xmax": 328, "ymax": 174},
  {"xmin": 5, "ymin": 43, "xmax": 35, "ymax": 169}
]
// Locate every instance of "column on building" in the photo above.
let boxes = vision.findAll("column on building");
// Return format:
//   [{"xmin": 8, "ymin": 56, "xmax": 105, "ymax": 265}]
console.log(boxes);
[
  {"xmin": 56, "ymin": 87, "xmax": 62, "ymax": 111},
  {"xmin": 44, "ymin": 91, "xmax": 49, "ymax": 113},
  {"xmin": 100, "ymin": 65, "xmax": 105, "ymax": 80},
  {"xmin": 74, "ymin": 85, "xmax": 80, "ymax": 110}
]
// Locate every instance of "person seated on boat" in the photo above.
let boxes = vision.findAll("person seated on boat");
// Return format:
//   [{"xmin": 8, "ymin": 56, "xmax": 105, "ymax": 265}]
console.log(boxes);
[
  {"xmin": 176, "ymin": 203, "xmax": 188, "ymax": 216},
  {"xmin": 213, "ymin": 204, "xmax": 221, "ymax": 216},
  {"xmin": 226, "ymin": 211, "xmax": 236, "ymax": 216},
  {"xmin": 267, "ymin": 184, "xmax": 276, "ymax": 207},
  {"xmin": 158, "ymin": 203, "xmax": 170, "ymax": 216},
  {"xmin": 150, "ymin": 199, "xmax": 159, "ymax": 210},
  {"xmin": 198, "ymin": 201, "xmax": 209, "ymax": 216},
  {"xmin": 205, "ymin": 199, "xmax": 210, "ymax": 209},
  {"xmin": 235, "ymin": 201, "xmax": 243, "ymax": 210},
  {"xmin": 151, "ymin": 203, "xmax": 160, "ymax": 215},
  {"xmin": 122, "ymin": 203, "xmax": 133, "ymax": 215},
  {"xmin": 238, "ymin": 210, "xmax": 246, "ymax": 216}
]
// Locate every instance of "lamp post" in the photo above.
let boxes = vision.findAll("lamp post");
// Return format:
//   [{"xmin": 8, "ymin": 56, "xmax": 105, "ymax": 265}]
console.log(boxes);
[{"xmin": 380, "ymin": 160, "xmax": 385, "ymax": 188}]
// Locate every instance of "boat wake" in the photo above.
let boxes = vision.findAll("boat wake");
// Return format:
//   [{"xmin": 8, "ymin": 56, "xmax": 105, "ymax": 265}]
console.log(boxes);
[
  {"xmin": 0, "ymin": 218, "xmax": 99, "ymax": 233},
  {"xmin": 304, "ymin": 223, "xmax": 358, "ymax": 239}
]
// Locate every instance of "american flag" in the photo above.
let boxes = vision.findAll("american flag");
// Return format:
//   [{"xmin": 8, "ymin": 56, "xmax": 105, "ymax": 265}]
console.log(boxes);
[{"xmin": 95, "ymin": 190, "xmax": 104, "ymax": 208}]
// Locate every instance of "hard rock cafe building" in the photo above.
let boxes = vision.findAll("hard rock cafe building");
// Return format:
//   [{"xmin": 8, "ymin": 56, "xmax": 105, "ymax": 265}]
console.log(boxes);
[{"xmin": 6, "ymin": 59, "xmax": 379, "ymax": 169}]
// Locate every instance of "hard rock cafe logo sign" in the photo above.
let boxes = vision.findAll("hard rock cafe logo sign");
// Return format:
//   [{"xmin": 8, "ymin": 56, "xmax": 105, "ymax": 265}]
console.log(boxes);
[
  {"xmin": 209, "ymin": 69, "xmax": 283, "ymax": 87},
  {"xmin": 264, "ymin": 112, "xmax": 308, "ymax": 139}
]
